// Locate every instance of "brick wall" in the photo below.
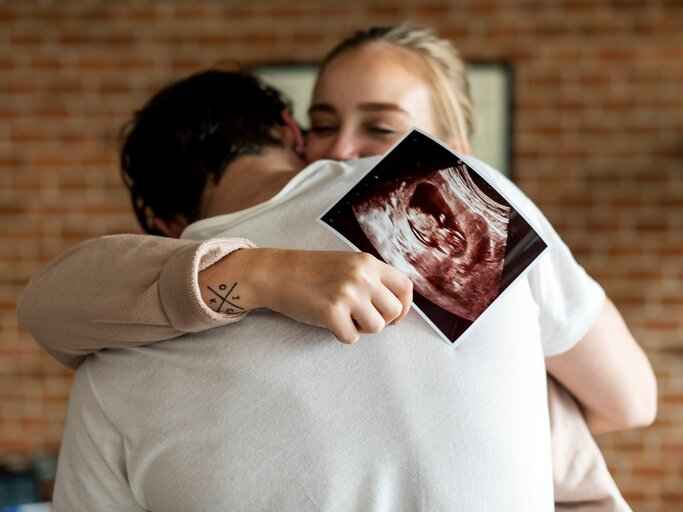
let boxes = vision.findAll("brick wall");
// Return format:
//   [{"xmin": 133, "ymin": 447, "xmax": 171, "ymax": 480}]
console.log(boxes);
[{"xmin": 1, "ymin": 0, "xmax": 681, "ymax": 508}]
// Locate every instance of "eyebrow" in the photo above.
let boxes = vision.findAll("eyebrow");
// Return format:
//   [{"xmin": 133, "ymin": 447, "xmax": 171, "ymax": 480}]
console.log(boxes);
[{"xmin": 308, "ymin": 102, "xmax": 409, "ymax": 115}]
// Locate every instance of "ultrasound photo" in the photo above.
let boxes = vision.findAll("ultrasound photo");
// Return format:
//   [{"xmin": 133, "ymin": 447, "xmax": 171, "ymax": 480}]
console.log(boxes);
[{"xmin": 320, "ymin": 130, "xmax": 548, "ymax": 346}]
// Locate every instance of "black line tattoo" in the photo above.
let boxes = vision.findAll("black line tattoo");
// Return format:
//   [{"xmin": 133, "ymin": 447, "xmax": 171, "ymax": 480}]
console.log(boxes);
[{"xmin": 207, "ymin": 282, "xmax": 244, "ymax": 314}]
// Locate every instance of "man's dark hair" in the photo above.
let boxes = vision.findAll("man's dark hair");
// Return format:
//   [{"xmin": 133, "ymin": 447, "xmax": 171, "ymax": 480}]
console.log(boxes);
[{"xmin": 120, "ymin": 69, "xmax": 291, "ymax": 235}]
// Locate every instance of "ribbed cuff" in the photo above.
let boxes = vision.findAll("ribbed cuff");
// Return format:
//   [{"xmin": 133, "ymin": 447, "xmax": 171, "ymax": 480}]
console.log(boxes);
[{"xmin": 158, "ymin": 237, "xmax": 257, "ymax": 332}]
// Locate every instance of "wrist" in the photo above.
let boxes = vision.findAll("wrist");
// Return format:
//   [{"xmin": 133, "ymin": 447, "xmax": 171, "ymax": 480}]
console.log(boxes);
[
  {"xmin": 237, "ymin": 248, "xmax": 289, "ymax": 312},
  {"xmin": 198, "ymin": 248, "xmax": 263, "ymax": 314}
]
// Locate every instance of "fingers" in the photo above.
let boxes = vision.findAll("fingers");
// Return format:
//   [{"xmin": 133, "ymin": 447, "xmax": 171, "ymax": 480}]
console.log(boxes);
[
  {"xmin": 326, "ymin": 305, "xmax": 361, "ymax": 345},
  {"xmin": 324, "ymin": 284, "xmax": 404, "ymax": 345},
  {"xmin": 278, "ymin": 250, "xmax": 413, "ymax": 345},
  {"xmin": 350, "ymin": 300, "xmax": 388, "ymax": 335},
  {"xmin": 378, "ymin": 266, "xmax": 413, "ymax": 324},
  {"xmin": 370, "ymin": 285, "xmax": 405, "ymax": 326},
  {"xmin": 337, "ymin": 255, "xmax": 413, "ymax": 343},
  {"xmin": 342, "ymin": 271, "xmax": 413, "ymax": 344},
  {"xmin": 326, "ymin": 298, "xmax": 386, "ymax": 344}
]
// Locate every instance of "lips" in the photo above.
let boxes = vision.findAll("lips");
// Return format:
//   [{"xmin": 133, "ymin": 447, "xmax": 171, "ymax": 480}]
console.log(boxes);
[{"xmin": 407, "ymin": 182, "xmax": 467, "ymax": 258}]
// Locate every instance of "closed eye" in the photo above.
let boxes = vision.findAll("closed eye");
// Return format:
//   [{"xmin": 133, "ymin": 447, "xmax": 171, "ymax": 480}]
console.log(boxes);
[
  {"xmin": 309, "ymin": 125, "xmax": 338, "ymax": 135},
  {"xmin": 367, "ymin": 126, "xmax": 398, "ymax": 137}
]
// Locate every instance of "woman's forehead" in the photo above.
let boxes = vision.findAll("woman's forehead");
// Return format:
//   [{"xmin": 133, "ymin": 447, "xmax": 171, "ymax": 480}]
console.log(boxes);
[{"xmin": 314, "ymin": 44, "xmax": 432, "ymax": 103}]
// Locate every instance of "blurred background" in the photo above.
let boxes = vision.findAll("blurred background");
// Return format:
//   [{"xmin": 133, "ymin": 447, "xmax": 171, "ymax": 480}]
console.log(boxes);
[{"xmin": 0, "ymin": 0, "xmax": 681, "ymax": 509}]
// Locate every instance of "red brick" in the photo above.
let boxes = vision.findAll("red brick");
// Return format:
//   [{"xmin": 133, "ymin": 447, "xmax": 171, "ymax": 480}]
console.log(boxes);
[
  {"xmin": 242, "ymin": 33, "xmax": 277, "ymax": 45},
  {"xmin": 9, "ymin": 33, "xmax": 43, "ymax": 45},
  {"xmin": 32, "ymin": 9, "xmax": 65, "ymax": 22},
  {"xmin": 563, "ymin": 0, "xmax": 599, "ymax": 12},
  {"xmin": 0, "ymin": 9, "xmax": 17, "ymax": 22},
  {"xmin": 635, "ymin": 221, "xmax": 670, "ymax": 233},
  {"xmin": 599, "ymin": 48, "xmax": 636, "ymax": 61},
  {"xmin": 121, "ymin": 8, "xmax": 158, "ymax": 21},
  {"xmin": 291, "ymin": 32, "xmax": 323, "ymax": 45},
  {"xmin": 78, "ymin": 7, "xmax": 111, "ymax": 22},
  {"xmin": 58, "ymin": 31, "xmax": 92, "ymax": 45},
  {"xmin": 467, "ymin": 2, "xmax": 499, "ymax": 14},
  {"xmin": 270, "ymin": 6, "xmax": 305, "ymax": 18},
  {"xmin": 662, "ymin": 443, "xmax": 683, "ymax": 455},
  {"xmin": 368, "ymin": 4, "xmax": 403, "ymax": 17},
  {"xmin": 174, "ymin": 6, "xmax": 216, "ymax": 20},
  {"xmin": 632, "ymin": 466, "xmax": 669, "ymax": 478},
  {"xmin": 645, "ymin": 45, "xmax": 683, "ymax": 61},
  {"xmin": 198, "ymin": 34, "xmax": 240, "ymax": 46},
  {"xmin": 74, "ymin": 57, "xmax": 113, "ymax": 72},
  {"xmin": 663, "ymin": 491, "xmax": 683, "ymax": 502},
  {"xmin": 222, "ymin": 7, "xmax": 251, "ymax": 19},
  {"xmin": 644, "ymin": 321, "xmax": 682, "ymax": 331},
  {"xmin": 104, "ymin": 34, "xmax": 134, "ymax": 46},
  {"xmin": 30, "ymin": 57, "xmax": 62, "ymax": 71},
  {"xmin": 620, "ymin": 490, "xmax": 646, "ymax": 502},
  {"xmin": 414, "ymin": 3, "xmax": 452, "ymax": 17}
]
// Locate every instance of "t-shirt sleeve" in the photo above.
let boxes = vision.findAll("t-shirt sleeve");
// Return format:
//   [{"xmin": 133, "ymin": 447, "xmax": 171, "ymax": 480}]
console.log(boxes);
[
  {"xmin": 471, "ymin": 160, "xmax": 605, "ymax": 357},
  {"xmin": 51, "ymin": 365, "xmax": 147, "ymax": 512},
  {"xmin": 526, "ymin": 210, "xmax": 605, "ymax": 357},
  {"xmin": 17, "ymin": 234, "xmax": 256, "ymax": 369}
]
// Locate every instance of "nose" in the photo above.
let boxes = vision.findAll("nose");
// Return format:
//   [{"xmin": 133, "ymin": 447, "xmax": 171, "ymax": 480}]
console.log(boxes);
[{"xmin": 326, "ymin": 131, "xmax": 360, "ymax": 161}]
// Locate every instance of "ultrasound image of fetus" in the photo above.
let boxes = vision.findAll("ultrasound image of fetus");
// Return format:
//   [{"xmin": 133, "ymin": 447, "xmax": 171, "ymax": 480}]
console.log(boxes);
[{"xmin": 353, "ymin": 165, "xmax": 510, "ymax": 321}]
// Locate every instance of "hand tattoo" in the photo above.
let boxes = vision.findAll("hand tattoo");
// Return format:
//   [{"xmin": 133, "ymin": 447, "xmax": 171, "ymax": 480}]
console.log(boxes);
[{"xmin": 206, "ymin": 282, "xmax": 244, "ymax": 315}]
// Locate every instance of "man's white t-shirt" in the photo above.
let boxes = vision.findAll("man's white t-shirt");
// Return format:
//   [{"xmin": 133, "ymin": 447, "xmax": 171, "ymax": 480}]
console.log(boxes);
[{"xmin": 53, "ymin": 157, "xmax": 604, "ymax": 511}]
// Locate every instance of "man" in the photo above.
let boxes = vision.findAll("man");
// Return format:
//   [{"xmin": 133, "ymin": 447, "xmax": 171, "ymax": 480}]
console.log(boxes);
[{"xmin": 22, "ymin": 70, "xmax": 653, "ymax": 511}]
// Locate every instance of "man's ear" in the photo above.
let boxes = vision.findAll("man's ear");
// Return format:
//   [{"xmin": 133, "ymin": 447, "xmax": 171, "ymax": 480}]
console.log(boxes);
[
  {"xmin": 154, "ymin": 216, "xmax": 188, "ymax": 238},
  {"xmin": 280, "ymin": 110, "xmax": 305, "ymax": 157}
]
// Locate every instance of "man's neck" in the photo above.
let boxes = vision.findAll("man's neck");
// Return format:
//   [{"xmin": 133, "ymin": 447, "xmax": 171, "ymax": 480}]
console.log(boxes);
[{"xmin": 200, "ymin": 147, "xmax": 304, "ymax": 219}]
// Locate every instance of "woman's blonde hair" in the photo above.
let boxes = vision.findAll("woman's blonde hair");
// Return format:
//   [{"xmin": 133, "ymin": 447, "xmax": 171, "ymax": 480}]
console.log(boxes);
[{"xmin": 319, "ymin": 23, "xmax": 476, "ymax": 153}]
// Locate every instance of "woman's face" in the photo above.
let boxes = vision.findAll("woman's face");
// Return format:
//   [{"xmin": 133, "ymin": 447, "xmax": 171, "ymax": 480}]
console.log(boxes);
[{"xmin": 306, "ymin": 44, "xmax": 442, "ymax": 163}]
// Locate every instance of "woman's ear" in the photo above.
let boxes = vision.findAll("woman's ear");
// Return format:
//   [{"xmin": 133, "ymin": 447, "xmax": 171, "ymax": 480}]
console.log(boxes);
[
  {"xmin": 153, "ymin": 216, "xmax": 188, "ymax": 238},
  {"xmin": 280, "ymin": 109, "xmax": 305, "ymax": 157}
]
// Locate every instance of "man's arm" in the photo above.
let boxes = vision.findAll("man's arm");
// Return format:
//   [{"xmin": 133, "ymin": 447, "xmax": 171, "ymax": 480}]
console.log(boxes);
[
  {"xmin": 546, "ymin": 297, "xmax": 657, "ymax": 433},
  {"xmin": 18, "ymin": 235, "xmax": 412, "ymax": 368}
]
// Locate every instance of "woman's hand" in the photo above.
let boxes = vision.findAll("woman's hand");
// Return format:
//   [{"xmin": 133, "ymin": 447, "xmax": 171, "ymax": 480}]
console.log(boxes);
[{"xmin": 199, "ymin": 248, "xmax": 413, "ymax": 344}]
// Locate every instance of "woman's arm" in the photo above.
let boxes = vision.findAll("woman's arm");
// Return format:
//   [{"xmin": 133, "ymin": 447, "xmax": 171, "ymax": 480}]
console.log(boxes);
[
  {"xmin": 18, "ymin": 235, "xmax": 412, "ymax": 369},
  {"xmin": 545, "ymin": 297, "xmax": 657, "ymax": 433},
  {"xmin": 17, "ymin": 234, "xmax": 253, "ymax": 368},
  {"xmin": 472, "ymin": 158, "xmax": 657, "ymax": 434}
]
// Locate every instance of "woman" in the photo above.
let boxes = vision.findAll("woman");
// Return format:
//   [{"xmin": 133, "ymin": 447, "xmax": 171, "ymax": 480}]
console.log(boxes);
[
  {"xmin": 19, "ymin": 23, "xmax": 653, "ymax": 509},
  {"xmin": 307, "ymin": 25, "xmax": 473, "ymax": 160}
]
